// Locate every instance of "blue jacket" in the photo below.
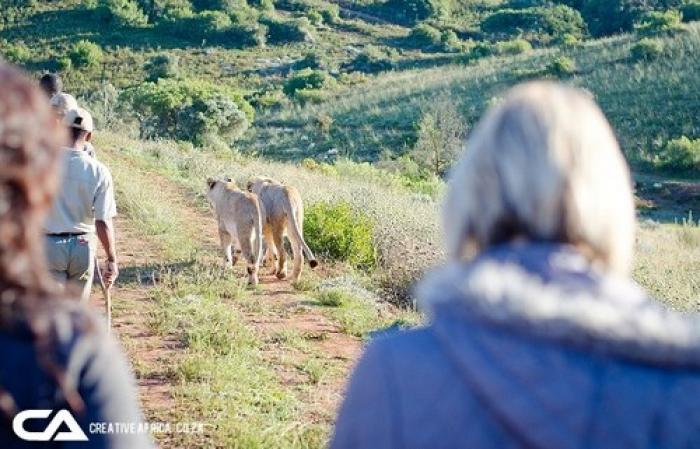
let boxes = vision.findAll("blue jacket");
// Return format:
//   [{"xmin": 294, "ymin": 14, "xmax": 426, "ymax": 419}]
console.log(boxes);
[
  {"xmin": 0, "ymin": 303, "xmax": 153, "ymax": 449},
  {"xmin": 331, "ymin": 243, "xmax": 700, "ymax": 449}
]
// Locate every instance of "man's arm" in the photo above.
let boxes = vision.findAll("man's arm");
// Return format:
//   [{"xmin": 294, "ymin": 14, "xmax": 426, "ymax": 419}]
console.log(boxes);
[{"xmin": 95, "ymin": 219, "xmax": 118, "ymax": 288}]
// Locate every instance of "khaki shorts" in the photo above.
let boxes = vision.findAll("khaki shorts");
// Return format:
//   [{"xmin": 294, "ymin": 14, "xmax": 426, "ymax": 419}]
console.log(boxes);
[{"xmin": 45, "ymin": 233, "xmax": 96, "ymax": 302}]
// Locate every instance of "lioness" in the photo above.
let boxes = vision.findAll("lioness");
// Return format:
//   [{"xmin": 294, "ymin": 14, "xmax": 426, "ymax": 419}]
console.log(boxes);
[
  {"xmin": 246, "ymin": 177, "xmax": 317, "ymax": 282},
  {"xmin": 206, "ymin": 178, "xmax": 263, "ymax": 286}
]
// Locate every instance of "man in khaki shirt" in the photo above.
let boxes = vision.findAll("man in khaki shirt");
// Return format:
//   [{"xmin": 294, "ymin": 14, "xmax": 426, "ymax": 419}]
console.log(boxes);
[{"xmin": 44, "ymin": 108, "xmax": 118, "ymax": 301}]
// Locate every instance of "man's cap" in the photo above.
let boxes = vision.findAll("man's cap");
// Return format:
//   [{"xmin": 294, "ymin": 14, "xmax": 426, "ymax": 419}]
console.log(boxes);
[
  {"xmin": 64, "ymin": 107, "xmax": 94, "ymax": 133},
  {"xmin": 49, "ymin": 92, "xmax": 78, "ymax": 117}
]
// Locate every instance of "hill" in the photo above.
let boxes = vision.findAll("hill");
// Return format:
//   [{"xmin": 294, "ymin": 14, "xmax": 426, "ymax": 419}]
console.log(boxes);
[{"xmin": 2, "ymin": 0, "xmax": 699, "ymax": 178}]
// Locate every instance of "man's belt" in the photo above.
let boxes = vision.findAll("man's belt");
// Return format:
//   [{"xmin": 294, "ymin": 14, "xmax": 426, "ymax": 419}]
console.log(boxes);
[{"xmin": 46, "ymin": 232, "xmax": 87, "ymax": 237}]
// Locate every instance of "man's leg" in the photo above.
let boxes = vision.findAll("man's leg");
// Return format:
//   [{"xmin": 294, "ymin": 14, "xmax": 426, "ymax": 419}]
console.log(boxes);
[
  {"xmin": 44, "ymin": 235, "xmax": 69, "ymax": 286},
  {"xmin": 67, "ymin": 234, "xmax": 96, "ymax": 303}
]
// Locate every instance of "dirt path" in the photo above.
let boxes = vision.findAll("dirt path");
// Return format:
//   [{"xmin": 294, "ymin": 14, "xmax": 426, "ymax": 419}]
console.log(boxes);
[{"xmin": 89, "ymin": 156, "xmax": 363, "ymax": 446}]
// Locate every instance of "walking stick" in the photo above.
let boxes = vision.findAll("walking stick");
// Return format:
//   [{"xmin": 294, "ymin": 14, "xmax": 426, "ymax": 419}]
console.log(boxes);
[{"xmin": 95, "ymin": 258, "xmax": 112, "ymax": 332}]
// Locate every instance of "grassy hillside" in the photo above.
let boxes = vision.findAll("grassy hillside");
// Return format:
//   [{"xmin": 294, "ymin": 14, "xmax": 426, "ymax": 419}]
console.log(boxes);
[
  {"xmin": 3, "ymin": 0, "xmax": 699, "ymax": 178},
  {"xmin": 250, "ymin": 24, "xmax": 700, "ymax": 168}
]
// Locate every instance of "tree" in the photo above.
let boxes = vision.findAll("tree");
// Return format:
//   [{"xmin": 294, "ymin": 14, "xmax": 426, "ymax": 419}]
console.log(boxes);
[{"xmin": 411, "ymin": 99, "xmax": 467, "ymax": 177}]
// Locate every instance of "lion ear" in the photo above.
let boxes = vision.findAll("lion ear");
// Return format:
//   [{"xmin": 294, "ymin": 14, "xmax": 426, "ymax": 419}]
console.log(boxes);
[
  {"xmin": 207, "ymin": 178, "xmax": 216, "ymax": 189},
  {"xmin": 225, "ymin": 177, "xmax": 233, "ymax": 183}
]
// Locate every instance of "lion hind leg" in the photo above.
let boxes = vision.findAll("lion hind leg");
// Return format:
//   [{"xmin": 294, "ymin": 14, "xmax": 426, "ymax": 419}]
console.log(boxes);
[
  {"xmin": 272, "ymin": 226, "xmax": 287, "ymax": 280},
  {"xmin": 239, "ymin": 231, "xmax": 259, "ymax": 286}
]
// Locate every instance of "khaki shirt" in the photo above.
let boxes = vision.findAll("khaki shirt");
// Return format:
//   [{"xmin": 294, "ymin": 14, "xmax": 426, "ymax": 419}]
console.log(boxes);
[{"xmin": 44, "ymin": 147, "xmax": 117, "ymax": 234}]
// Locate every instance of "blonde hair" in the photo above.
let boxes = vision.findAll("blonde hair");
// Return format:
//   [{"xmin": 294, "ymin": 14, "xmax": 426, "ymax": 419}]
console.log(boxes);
[{"xmin": 444, "ymin": 82, "xmax": 635, "ymax": 275}]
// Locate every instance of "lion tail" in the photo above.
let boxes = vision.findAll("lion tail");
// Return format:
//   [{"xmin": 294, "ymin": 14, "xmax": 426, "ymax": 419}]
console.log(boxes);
[{"xmin": 284, "ymin": 196, "xmax": 318, "ymax": 269}]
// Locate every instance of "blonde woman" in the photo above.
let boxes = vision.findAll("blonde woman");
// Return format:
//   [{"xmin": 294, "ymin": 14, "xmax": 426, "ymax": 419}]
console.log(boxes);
[{"xmin": 331, "ymin": 82, "xmax": 700, "ymax": 449}]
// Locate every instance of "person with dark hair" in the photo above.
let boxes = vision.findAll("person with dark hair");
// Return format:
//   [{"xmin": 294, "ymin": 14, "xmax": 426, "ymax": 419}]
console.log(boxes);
[
  {"xmin": 331, "ymin": 82, "xmax": 700, "ymax": 449},
  {"xmin": 39, "ymin": 72, "xmax": 63, "ymax": 98},
  {"xmin": 0, "ymin": 63, "xmax": 152, "ymax": 448},
  {"xmin": 44, "ymin": 107, "xmax": 118, "ymax": 302}
]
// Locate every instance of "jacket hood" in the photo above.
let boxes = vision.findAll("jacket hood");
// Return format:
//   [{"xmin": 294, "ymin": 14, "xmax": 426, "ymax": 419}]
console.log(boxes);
[
  {"xmin": 415, "ymin": 243, "xmax": 700, "ymax": 449},
  {"xmin": 417, "ymin": 242, "xmax": 700, "ymax": 369}
]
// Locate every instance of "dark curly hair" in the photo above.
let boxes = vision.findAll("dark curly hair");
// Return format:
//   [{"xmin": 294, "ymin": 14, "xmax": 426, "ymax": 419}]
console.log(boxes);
[{"xmin": 0, "ymin": 63, "xmax": 88, "ymax": 420}]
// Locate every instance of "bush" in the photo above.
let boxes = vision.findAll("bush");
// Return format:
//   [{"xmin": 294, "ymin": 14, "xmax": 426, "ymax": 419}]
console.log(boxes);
[
  {"xmin": 411, "ymin": 98, "xmax": 466, "ymax": 177},
  {"xmin": 192, "ymin": 9, "xmax": 232, "ymax": 34},
  {"xmin": 125, "ymin": 79, "xmax": 254, "ymax": 145},
  {"xmin": 319, "ymin": 4, "xmax": 340, "ymax": 24},
  {"xmin": 1, "ymin": 41, "xmax": 30, "ymax": 63},
  {"xmin": 144, "ymin": 53, "xmax": 180, "ymax": 81},
  {"xmin": 630, "ymin": 37, "xmax": 664, "ymax": 61},
  {"xmin": 379, "ymin": 0, "xmax": 449, "ymax": 24},
  {"xmin": 440, "ymin": 29, "xmax": 461, "ymax": 52},
  {"xmin": 160, "ymin": 9, "xmax": 263, "ymax": 46},
  {"xmin": 69, "ymin": 40, "xmax": 103, "ymax": 68},
  {"xmin": 495, "ymin": 38, "xmax": 533, "ymax": 55},
  {"xmin": 96, "ymin": 0, "xmax": 148, "ymax": 26},
  {"xmin": 658, "ymin": 136, "xmax": 700, "ymax": 172},
  {"xmin": 407, "ymin": 23, "xmax": 443, "ymax": 50},
  {"xmin": 306, "ymin": 10, "xmax": 323, "ymax": 26},
  {"xmin": 481, "ymin": 5, "xmax": 585, "ymax": 43},
  {"xmin": 56, "ymin": 56, "xmax": 72, "ymax": 72},
  {"xmin": 304, "ymin": 201, "xmax": 377, "ymax": 270},
  {"xmin": 294, "ymin": 51, "xmax": 324, "ymax": 70},
  {"xmin": 681, "ymin": 2, "xmax": 700, "ymax": 22},
  {"xmin": 260, "ymin": 16, "xmax": 314, "ymax": 44},
  {"xmin": 546, "ymin": 55, "xmax": 576, "ymax": 77},
  {"xmin": 283, "ymin": 68, "xmax": 335, "ymax": 97},
  {"xmin": 635, "ymin": 10, "xmax": 684, "ymax": 36},
  {"xmin": 191, "ymin": 0, "xmax": 246, "ymax": 13},
  {"xmin": 344, "ymin": 46, "xmax": 394, "ymax": 73}
]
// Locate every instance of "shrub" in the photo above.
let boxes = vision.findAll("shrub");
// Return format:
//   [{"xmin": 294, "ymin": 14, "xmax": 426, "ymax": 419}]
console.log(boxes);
[
  {"xmin": 658, "ymin": 136, "xmax": 700, "ymax": 172},
  {"xmin": 306, "ymin": 10, "xmax": 323, "ymax": 26},
  {"xmin": 344, "ymin": 46, "xmax": 394, "ymax": 73},
  {"xmin": 191, "ymin": 0, "xmax": 246, "ymax": 13},
  {"xmin": 546, "ymin": 55, "xmax": 576, "ymax": 77},
  {"xmin": 283, "ymin": 68, "xmax": 335, "ymax": 97},
  {"xmin": 1, "ymin": 41, "xmax": 30, "ymax": 63},
  {"xmin": 681, "ymin": 2, "xmax": 700, "ymax": 22},
  {"xmin": 495, "ymin": 38, "xmax": 533, "ymax": 55},
  {"xmin": 56, "ymin": 56, "xmax": 72, "ymax": 72},
  {"xmin": 294, "ymin": 51, "xmax": 324, "ymax": 70},
  {"xmin": 578, "ymin": 0, "xmax": 652, "ymax": 37},
  {"xmin": 630, "ymin": 37, "xmax": 664, "ymax": 61},
  {"xmin": 222, "ymin": 23, "xmax": 267, "ymax": 47},
  {"xmin": 304, "ymin": 201, "xmax": 377, "ymax": 270},
  {"xmin": 440, "ymin": 29, "xmax": 461, "ymax": 52},
  {"xmin": 635, "ymin": 10, "xmax": 684, "ymax": 36},
  {"xmin": 411, "ymin": 98, "xmax": 466, "ymax": 177},
  {"xmin": 481, "ymin": 5, "xmax": 585, "ymax": 43},
  {"xmin": 319, "ymin": 4, "xmax": 340, "ymax": 24},
  {"xmin": 147, "ymin": 0, "xmax": 194, "ymax": 21},
  {"xmin": 192, "ymin": 9, "xmax": 232, "ymax": 34},
  {"xmin": 96, "ymin": 0, "xmax": 148, "ymax": 27},
  {"xmin": 248, "ymin": 0, "xmax": 274, "ymax": 10},
  {"xmin": 144, "ymin": 53, "xmax": 180, "ymax": 81},
  {"xmin": 260, "ymin": 16, "xmax": 314, "ymax": 43},
  {"xmin": 407, "ymin": 23, "xmax": 443, "ymax": 50},
  {"xmin": 379, "ymin": 0, "xmax": 449, "ymax": 24},
  {"xmin": 125, "ymin": 79, "xmax": 254, "ymax": 145},
  {"xmin": 69, "ymin": 40, "xmax": 103, "ymax": 68}
]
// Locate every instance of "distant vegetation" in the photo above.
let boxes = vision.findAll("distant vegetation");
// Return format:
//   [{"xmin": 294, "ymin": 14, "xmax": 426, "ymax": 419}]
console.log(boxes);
[{"xmin": 1, "ymin": 0, "xmax": 698, "ymax": 181}]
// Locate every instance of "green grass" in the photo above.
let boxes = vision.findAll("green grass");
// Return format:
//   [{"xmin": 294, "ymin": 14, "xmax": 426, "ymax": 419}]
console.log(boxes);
[{"xmin": 249, "ymin": 24, "xmax": 700, "ymax": 171}]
